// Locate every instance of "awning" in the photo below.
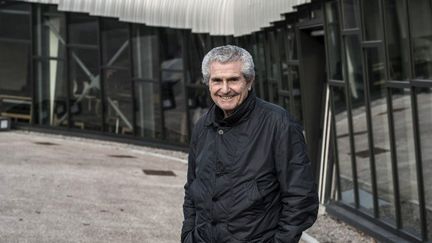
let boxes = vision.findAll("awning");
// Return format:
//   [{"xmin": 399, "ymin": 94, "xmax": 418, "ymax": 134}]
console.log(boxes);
[{"xmin": 18, "ymin": 0, "xmax": 310, "ymax": 36}]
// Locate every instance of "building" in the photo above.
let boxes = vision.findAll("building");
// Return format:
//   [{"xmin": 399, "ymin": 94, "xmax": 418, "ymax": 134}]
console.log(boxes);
[{"xmin": 0, "ymin": 0, "xmax": 431, "ymax": 242}]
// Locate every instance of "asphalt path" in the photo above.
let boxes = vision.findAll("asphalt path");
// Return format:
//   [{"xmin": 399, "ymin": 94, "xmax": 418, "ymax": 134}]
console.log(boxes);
[{"xmin": 0, "ymin": 131, "xmax": 188, "ymax": 243}]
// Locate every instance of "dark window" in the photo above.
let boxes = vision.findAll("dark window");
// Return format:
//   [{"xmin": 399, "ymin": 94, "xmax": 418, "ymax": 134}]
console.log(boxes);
[
  {"xmin": 383, "ymin": 0, "xmax": 410, "ymax": 81},
  {"xmin": 416, "ymin": 87, "xmax": 432, "ymax": 241},
  {"xmin": 362, "ymin": 0, "xmax": 383, "ymax": 41},
  {"xmin": 160, "ymin": 29, "xmax": 187, "ymax": 143},
  {"xmin": 409, "ymin": 0, "xmax": 432, "ymax": 80},
  {"xmin": 325, "ymin": 1, "xmax": 343, "ymax": 80},
  {"xmin": 365, "ymin": 47, "xmax": 395, "ymax": 224},
  {"xmin": 391, "ymin": 88, "xmax": 421, "ymax": 236},
  {"xmin": 0, "ymin": 3, "xmax": 30, "ymax": 40},
  {"xmin": 332, "ymin": 86, "xmax": 355, "ymax": 206},
  {"xmin": 68, "ymin": 14, "xmax": 98, "ymax": 46},
  {"xmin": 342, "ymin": 0, "xmax": 360, "ymax": 29},
  {"xmin": 68, "ymin": 47, "xmax": 102, "ymax": 131}
]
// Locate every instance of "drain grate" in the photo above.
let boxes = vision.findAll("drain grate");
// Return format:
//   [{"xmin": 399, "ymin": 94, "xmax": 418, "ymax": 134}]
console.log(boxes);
[
  {"xmin": 354, "ymin": 147, "xmax": 389, "ymax": 158},
  {"xmin": 142, "ymin": 169, "xmax": 176, "ymax": 176},
  {"xmin": 34, "ymin": 141, "xmax": 58, "ymax": 146},
  {"xmin": 108, "ymin": 155, "xmax": 136, "ymax": 158}
]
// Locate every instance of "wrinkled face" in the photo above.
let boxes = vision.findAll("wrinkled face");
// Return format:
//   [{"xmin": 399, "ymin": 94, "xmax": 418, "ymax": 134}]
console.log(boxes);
[{"xmin": 208, "ymin": 61, "xmax": 252, "ymax": 118}]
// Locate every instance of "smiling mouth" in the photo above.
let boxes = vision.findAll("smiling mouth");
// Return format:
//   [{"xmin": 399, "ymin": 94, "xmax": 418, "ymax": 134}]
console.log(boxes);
[{"xmin": 219, "ymin": 95, "xmax": 235, "ymax": 100}]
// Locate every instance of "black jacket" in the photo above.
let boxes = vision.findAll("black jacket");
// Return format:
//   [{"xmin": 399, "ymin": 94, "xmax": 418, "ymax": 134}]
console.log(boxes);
[{"xmin": 182, "ymin": 91, "xmax": 318, "ymax": 243}]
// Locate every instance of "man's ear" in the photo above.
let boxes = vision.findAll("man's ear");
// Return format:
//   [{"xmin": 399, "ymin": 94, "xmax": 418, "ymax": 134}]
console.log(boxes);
[{"xmin": 247, "ymin": 79, "xmax": 254, "ymax": 91}]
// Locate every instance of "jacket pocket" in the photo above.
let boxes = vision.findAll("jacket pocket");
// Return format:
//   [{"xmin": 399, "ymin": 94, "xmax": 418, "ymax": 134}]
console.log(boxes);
[{"xmin": 227, "ymin": 179, "xmax": 267, "ymax": 241}]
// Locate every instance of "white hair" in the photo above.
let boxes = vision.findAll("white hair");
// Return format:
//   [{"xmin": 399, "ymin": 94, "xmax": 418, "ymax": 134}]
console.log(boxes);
[{"xmin": 201, "ymin": 45, "xmax": 255, "ymax": 85}]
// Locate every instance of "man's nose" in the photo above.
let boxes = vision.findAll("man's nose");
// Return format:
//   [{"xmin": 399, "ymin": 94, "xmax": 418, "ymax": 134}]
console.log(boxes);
[{"xmin": 221, "ymin": 81, "xmax": 229, "ymax": 93}]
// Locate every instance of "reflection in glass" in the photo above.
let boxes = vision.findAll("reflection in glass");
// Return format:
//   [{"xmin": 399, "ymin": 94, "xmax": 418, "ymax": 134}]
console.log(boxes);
[
  {"xmin": 409, "ymin": 0, "xmax": 432, "ymax": 79},
  {"xmin": 366, "ymin": 47, "xmax": 395, "ymax": 224},
  {"xmin": 325, "ymin": 1, "xmax": 343, "ymax": 80},
  {"xmin": 68, "ymin": 14, "xmax": 98, "ymax": 46},
  {"xmin": 160, "ymin": 29, "xmax": 187, "ymax": 143},
  {"xmin": 346, "ymin": 34, "xmax": 374, "ymax": 214},
  {"xmin": 416, "ymin": 87, "xmax": 432, "ymax": 240},
  {"xmin": 35, "ymin": 60, "xmax": 67, "ymax": 126},
  {"xmin": 132, "ymin": 26, "xmax": 162, "ymax": 139},
  {"xmin": 362, "ymin": 0, "xmax": 382, "ymax": 41},
  {"xmin": 184, "ymin": 34, "xmax": 207, "ymax": 84},
  {"xmin": 342, "ymin": 0, "xmax": 360, "ymax": 29},
  {"xmin": 135, "ymin": 81, "xmax": 161, "ymax": 138},
  {"xmin": 187, "ymin": 87, "xmax": 210, "ymax": 129},
  {"xmin": 392, "ymin": 88, "xmax": 420, "ymax": 236},
  {"xmin": 0, "ymin": 3, "xmax": 30, "ymax": 40},
  {"xmin": 103, "ymin": 69, "xmax": 133, "ymax": 135},
  {"xmin": 68, "ymin": 48, "xmax": 102, "ymax": 131},
  {"xmin": 101, "ymin": 19, "xmax": 129, "ymax": 67},
  {"xmin": 0, "ymin": 42, "xmax": 31, "ymax": 95},
  {"xmin": 36, "ymin": 12, "xmax": 65, "ymax": 58},
  {"xmin": 332, "ymin": 86, "xmax": 354, "ymax": 206},
  {"xmin": 290, "ymin": 65, "xmax": 302, "ymax": 122},
  {"xmin": 0, "ymin": 42, "xmax": 31, "ymax": 123},
  {"xmin": 286, "ymin": 24, "xmax": 297, "ymax": 60},
  {"xmin": 383, "ymin": 0, "xmax": 410, "ymax": 81}
]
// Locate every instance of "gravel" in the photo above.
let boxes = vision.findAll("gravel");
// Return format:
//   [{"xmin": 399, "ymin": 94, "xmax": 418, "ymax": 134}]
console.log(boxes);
[{"xmin": 303, "ymin": 207, "xmax": 376, "ymax": 243}]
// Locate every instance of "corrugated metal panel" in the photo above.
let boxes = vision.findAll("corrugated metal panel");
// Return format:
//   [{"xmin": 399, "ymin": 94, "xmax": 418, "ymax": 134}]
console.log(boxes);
[{"xmin": 18, "ymin": 0, "xmax": 310, "ymax": 36}]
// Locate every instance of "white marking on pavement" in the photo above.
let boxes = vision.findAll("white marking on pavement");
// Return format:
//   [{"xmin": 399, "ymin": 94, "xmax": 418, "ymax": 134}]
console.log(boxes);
[
  {"xmin": 131, "ymin": 149, "xmax": 188, "ymax": 164},
  {"xmin": 301, "ymin": 232, "xmax": 320, "ymax": 243}
]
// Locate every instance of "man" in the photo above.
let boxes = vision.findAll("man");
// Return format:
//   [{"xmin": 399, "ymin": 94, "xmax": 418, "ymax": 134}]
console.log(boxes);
[{"xmin": 182, "ymin": 45, "xmax": 318, "ymax": 243}]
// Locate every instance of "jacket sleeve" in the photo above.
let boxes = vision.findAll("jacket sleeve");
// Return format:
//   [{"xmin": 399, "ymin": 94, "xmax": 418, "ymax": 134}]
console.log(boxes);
[
  {"xmin": 273, "ymin": 117, "xmax": 319, "ymax": 243},
  {"xmin": 181, "ymin": 131, "xmax": 197, "ymax": 243}
]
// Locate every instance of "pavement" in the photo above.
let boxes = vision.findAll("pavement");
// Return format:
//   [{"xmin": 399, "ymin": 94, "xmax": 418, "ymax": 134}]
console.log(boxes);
[
  {"xmin": 0, "ymin": 130, "xmax": 188, "ymax": 243},
  {"xmin": 0, "ymin": 130, "xmax": 375, "ymax": 243}
]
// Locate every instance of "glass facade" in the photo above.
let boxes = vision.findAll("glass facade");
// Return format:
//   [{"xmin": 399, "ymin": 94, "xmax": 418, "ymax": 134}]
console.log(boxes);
[
  {"xmin": 326, "ymin": 0, "xmax": 432, "ymax": 241},
  {"xmin": 1, "ymin": 1, "xmax": 432, "ymax": 241}
]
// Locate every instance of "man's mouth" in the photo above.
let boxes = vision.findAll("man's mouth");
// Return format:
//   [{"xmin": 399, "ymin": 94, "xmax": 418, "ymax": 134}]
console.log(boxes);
[{"xmin": 219, "ymin": 95, "xmax": 235, "ymax": 100}]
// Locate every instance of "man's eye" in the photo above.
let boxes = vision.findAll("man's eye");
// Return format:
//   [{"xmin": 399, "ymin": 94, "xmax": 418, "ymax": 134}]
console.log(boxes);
[{"xmin": 211, "ymin": 79, "xmax": 222, "ymax": 83}]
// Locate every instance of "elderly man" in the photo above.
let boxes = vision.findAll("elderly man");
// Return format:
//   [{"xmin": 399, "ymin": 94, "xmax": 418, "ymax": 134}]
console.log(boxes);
[{"xmin": 182, "ymin": 45, "xmax": 318, "ymax": 243}]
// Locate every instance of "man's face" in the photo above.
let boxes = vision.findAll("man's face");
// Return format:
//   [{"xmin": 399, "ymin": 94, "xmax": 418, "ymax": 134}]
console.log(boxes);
[{"xmin": 208, "ymin": 61, "xmax": 252, "ymax": 117}]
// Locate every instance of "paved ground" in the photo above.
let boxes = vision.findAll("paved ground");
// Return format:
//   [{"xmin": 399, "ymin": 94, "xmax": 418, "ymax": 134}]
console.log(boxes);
[
  {"xmin": 0, "ymin": 130, "xmax": 188, "ymax": 243},
  {"xmin": 0, "ymin": 130, "xmax": 374, "ymax": 243}
]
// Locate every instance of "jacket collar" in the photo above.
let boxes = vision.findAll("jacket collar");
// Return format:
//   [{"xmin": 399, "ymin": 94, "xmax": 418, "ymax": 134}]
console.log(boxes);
[{"xmin": 205, "ymin": 89, "xmax": 256, "ymax": 127}]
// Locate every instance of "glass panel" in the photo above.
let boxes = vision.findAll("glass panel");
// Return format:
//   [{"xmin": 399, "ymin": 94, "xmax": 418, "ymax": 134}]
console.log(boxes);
[
  {"xmin": 362, "ymin": 0, "xmax": 383, "ymax": 41},
  {"xmin": 366, "ymin": 47, "xmax": 395, "ymax": 224},
  {"xmin": 383, "ymin": 0, "xmax": 410, "ymax": 81},
  {"xmin": 184, "ymin": 34, "xmax": 206, "ymax": 84},
  {"xmin": 187, "ymin": 87, "xmax": 210, "ymax": 128},
  {"xmin": 101, "ymin": 19, "xmax": 129, "ymax": 67},
  {"xmin": 135, "ymin": 81, "xmax": 161, "ymax": 139},
  {"xmin": 69, "ymin": 48, "xmax": 102, "ymax": 131},
  {"xmin": 392, "ymin": 88, "xmax": 420, "ymax": 236},
  {"xmin": 346, "ymin": 35, "xmax": 373, "ymax": 214},
  {"xmin": 36, "ymin": 12, "xmax": 66, "ymax": 58},
  {"xmin": 0, "ymin": 42, "xmax": 31, "ymax": 95},
  {"xmin": 325, "ymin": 1, "xmax": 343, "ymax": 80},
  {"xmin": 68, "ymin": 14, "xmax": 98, "ymax": 46},
  {"xmin": 132, "ymin": 26, "xmax": 159, "ymax": 81},
  {"xmin": 409, "ymin": 0, "xmax": 432, "ymax": 80},
  {"xmin": 286, "ymin": 24, "xmax": 297, "ymax": 60},
  {"xmin": 160, "ymin": 29, "xmax": 187, "ymax": 143},
  {"xmin": 103, "ymin": 68, "xmax": 133, "ymax": 135},
  {"xmin": 0, "ymin": 4, "xmax": 30, "ymax": 40},
  {"xmin": 0, "ymin": 41, "xmax": 31, "ymax": 123},
  {"xmin": 280, "ymin": 95, "xmax": 290, "ymax": 111},
  {"xmin": 332, "ymin": 86, "xmax": 354, "ymax": 206},
  {"xmin": 416, "ymin": 87, "xmax": 432, "ymax": 240},
  {"xmin": 290, "ymin": 65, "xmax": 302, "ymax": 122},
  {"xmin": 35, "ymin": 60, "xmax": 67, "ymax": 127},
  {"xmin": 342, "ymin": 0, "xmax": 360, "ymax": 29}
]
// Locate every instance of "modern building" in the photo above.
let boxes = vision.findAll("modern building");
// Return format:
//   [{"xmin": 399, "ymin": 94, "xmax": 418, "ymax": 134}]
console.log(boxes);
[{"xmin": 0, "ymin": 0, "xmax": 431, "ymax": 242}]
